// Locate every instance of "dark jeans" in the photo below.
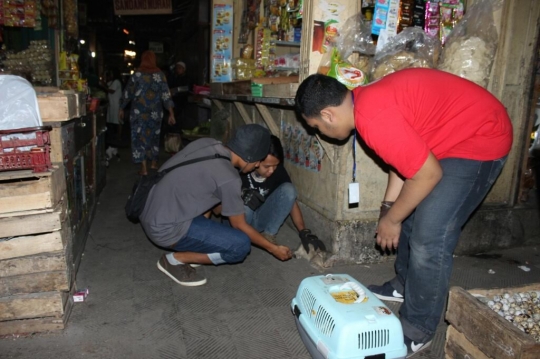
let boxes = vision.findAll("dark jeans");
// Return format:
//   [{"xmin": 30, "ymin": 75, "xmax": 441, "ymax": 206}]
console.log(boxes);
[
  {"xmin": 171, "ymin": 216, "xmax": 251, "ymax": 265},
  {"xmin": 244, "ymin": 183, "xmax": 297, "ymax": 236},
  {"xmin": 388, "ymin": 157, "xmax": 507, "ymax": 343}
]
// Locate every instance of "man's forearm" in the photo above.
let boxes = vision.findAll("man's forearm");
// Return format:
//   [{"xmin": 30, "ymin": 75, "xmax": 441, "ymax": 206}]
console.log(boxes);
[
  {"xmin": 384, "ymin": 170, "xmax": 404, "ymax": 202},
  {"xmin": 386, "ymin": 152, "xmax": 442, "ymax": 224}
]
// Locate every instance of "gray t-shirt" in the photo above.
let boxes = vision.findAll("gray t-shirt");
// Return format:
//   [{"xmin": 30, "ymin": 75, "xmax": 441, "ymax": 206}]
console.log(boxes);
[{"xmin": 140, "ymin": 138, "xmax": 245, "ymax": 247}]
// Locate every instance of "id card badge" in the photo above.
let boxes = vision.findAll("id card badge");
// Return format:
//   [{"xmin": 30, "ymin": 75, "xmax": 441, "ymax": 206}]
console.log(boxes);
[{"xmin": 349, "ymin": 182, "xmax": 360, "ymax": 204}]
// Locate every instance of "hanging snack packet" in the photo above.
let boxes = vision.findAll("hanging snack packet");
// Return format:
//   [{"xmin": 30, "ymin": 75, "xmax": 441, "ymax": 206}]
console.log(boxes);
[{"xmin": 327, "ymin": 48, "xmax": 368, "ymax": 89}]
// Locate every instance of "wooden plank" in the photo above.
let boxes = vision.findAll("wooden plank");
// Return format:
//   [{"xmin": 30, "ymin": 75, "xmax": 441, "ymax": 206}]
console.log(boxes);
[
  {"xmin": 252, "ymin": 76, "xmax": 299, "ymax": 85},
  {"xmin": 0, "ymin": 271, "xmax": 70, "ymax": 297},
  {"xmin": 0, "ymin": 252, "xmax": 67, "ymax": 277},
  {"xmin": 37, "ymin": 92, "xmax": 78, "ymax": 122},
  {"xmin": 0, "ymin": 316, "xmax": 66, "ymax": 336},
  {"xmin": 49, "ymin": 126, "xmax": 64, "ymax": 163},
  {"xmin": 254, "ymin": 103, "xmax": 280, "ymax": 136},
  {"xmin": 210, "ymin": 80, "xmax": 252, "ymax": 95},
  {"xmin": 446, "ymin": 286, "xmax": 540, "ymax": 359},
  {"xmin": 0, "ymin": 230, "xmax": 65, "ymax": 260},
  {"xmin": 260, "ymin": 83, "xmax": 299, "ymax": 98},
  {"xmin": 0, "ymin": 202, "xmax": 66, "ymax": 238},
  {"xmin": 0, "ymin": 169, "xmax": 52, "ymax": 181},
  {"xmin": 445, "ymin": 325, "xmax": 491, "ymax": 359},
  {"xmin": 0, "ymin": 291, "xmax": 64, "ymax": 321},
  {"xmin": 233, "ymin": 102, "xmax": 253, "ymax": 125},
  {"xmin": 0, "ymin": 165, "xmax": 65, "ymax": 214}
]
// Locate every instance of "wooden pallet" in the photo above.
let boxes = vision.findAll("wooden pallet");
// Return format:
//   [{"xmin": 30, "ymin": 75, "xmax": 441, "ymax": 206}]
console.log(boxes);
[
  {"xmin": 446, "ymin": 285, "xmax": 540, "ymax": 359},
  {"xmin": 0, "ymin": 165, "xmax": 65, "ymax": 215}
]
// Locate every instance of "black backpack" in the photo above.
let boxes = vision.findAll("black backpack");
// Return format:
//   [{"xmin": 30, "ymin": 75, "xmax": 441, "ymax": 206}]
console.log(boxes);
[{"xmin": 125, "ymin": 153, "xmax": 230, "ymax": 223}]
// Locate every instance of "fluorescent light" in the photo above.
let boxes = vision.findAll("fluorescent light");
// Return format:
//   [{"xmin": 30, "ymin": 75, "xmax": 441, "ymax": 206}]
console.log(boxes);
[
  {"xmin": 80, "ymin": 39, "xmax": 86, "ymax": 44},
  {"xmin": 129, "ymin": 41, "xmax": 136, "ymax": 45},
  {"xmin": 124, "ymin": 50, "xmax": 136, "ymax": 58},
  {"xmin": 91, "ymin": 52, "xmax": 96, "ymax": 58}
]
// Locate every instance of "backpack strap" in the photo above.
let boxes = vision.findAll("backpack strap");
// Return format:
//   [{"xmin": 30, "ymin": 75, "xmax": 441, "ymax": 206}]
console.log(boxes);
[{"xmin": 159, "ymin": 153, "xmax": 230, "ymax": 176}]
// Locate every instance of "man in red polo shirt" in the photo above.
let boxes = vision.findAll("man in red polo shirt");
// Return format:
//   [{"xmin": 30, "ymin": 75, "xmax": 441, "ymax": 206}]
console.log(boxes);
[{"xmin": 295, "ymin": 68, "xmax": 512, "ymax": 357}]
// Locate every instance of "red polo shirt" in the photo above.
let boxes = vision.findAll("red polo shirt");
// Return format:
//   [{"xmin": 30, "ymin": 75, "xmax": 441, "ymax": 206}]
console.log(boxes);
[{"xmin": 353, "ymin": 68, "xmax": 513, "ymax": 178}]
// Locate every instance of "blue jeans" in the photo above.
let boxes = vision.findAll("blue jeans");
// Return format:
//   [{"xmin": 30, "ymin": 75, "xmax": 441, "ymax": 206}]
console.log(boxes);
[
  {"xmin": 244, "ymin": 182, "xmax": 297, "ymax": 235},
  {"xmin": 171, "ymin": 216, "xmax": 251, "ymax": 265},
  {"xmin": 388, "ymin": 157, "xmax": 507, "ymax": 343}
]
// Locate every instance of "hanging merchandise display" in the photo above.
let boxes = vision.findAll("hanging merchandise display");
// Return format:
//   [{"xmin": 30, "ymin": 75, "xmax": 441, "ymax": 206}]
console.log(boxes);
[
  {"xmin": 63, "ymin": 0, "xmax": 78, "ymax": 38},
  {"xmin": 41, "ymin": 0, "xmax": 58, "ymax": 28},
  {"xmin": 1, "ymin": 0, "xmax": 37, "ymax": 28},
  {"xmin": 438, "ymin": 0, "xmax": 502, "ymax": 88}
]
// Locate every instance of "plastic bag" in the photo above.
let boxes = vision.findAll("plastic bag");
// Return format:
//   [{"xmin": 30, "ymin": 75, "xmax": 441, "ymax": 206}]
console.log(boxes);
[
  {"xmin": 370, "ymin": 27, "xmax": 442, "ymax": 81},
  {"xmin": 334, "ymin": 12, "xmax": 376, "ymax": 59},
  {"xmin": 437, "ymin": 0, "xmax": 503, "ymax": 88},
  {"xmin": 0, "ymin": 75, "xmax": 43, "ymax": 131}
]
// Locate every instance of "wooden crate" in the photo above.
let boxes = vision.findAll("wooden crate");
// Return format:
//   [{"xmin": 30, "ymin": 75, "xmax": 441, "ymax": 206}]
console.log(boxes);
[
  {"xmin": 0, "ymin": 165, "xmax": 66, "ymax": 215},
  {"xmin": 445, "ymin": 325, "xmax": 491, "ymax": 359},
  {"xmin": 0, "ymin": 201, "xmax": 67, "ymax": 238},
  {"xmin": 446, "ymin": 285, "xmax": 540, "ymax": 359},
  {"xmin": 0, "ymin": 228, "xmax": 68, "ymax": 261},
  {"xmin": 36, "ymin": 89, "xmax": 78, "ymax": 122},
  {"xmin": 0, "ymin": 290, "xmax": 73, "ymax": 335}
]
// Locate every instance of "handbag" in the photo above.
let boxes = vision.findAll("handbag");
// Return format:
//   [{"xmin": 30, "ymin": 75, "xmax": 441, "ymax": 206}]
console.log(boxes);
[{"xmin": 125, "ymin": 153, "xmax": 229, "ymax": 223}]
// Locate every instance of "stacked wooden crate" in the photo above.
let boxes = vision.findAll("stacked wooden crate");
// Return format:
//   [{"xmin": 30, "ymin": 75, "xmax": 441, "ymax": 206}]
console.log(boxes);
[
  {"xmin": 0, "ymin": 165, "xmax": 74, "ymax": 335},
  {"xmin": 445, "ymin": 285, "xmax": 540, "ymax": 359}
]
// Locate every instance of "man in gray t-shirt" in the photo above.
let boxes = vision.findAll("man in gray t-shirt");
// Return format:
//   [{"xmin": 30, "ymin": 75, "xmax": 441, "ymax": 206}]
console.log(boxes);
[{"xmin": 140, "ymin": 124, "xmax": 292, "ymax": 286}]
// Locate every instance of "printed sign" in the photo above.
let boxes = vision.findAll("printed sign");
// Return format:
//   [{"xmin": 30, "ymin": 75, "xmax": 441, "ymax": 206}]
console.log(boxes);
[
  {"xmin": 114, "ymin": 0, "xmax": 172, "ymax": 16},
  {"xmin": 211, "ymin": 4, "xmax": 233, "ymax": 82}
]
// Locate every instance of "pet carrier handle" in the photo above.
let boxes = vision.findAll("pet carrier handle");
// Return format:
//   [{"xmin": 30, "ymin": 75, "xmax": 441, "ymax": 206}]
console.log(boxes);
[{"xmin": 341, "ymin": 282, "xmax": 366, "ymax": 303}]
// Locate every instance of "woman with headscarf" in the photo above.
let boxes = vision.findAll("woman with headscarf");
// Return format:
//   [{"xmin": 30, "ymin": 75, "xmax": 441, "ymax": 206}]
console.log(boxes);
[{"xmin": 119, "ymin": 50, "xmax": 175, "ymax": 175}]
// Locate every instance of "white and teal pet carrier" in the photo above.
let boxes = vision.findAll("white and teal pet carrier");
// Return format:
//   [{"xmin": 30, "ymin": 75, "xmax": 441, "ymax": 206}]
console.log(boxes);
[{"xmin": 291, "ymin": 274, "xmax": 407, "ymax": 359}]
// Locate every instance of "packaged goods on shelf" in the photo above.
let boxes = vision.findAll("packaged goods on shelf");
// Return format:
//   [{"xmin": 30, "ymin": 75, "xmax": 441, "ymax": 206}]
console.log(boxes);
[{"xmin": 3, "ymin": 40, "xmax": 53, "ymax": 85}]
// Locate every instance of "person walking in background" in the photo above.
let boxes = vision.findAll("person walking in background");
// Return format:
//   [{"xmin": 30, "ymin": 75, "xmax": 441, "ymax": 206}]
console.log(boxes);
[
  {"xmin": 167, "ymin": 61, "xmax": 192, "ymax": 131},
  {"xmin": 119, "ymin": 50, "xmax": 175, "ymax": 176},
  {"xmin": 102, "ymin": 68, "xmax": 123, "ymax": 143}
]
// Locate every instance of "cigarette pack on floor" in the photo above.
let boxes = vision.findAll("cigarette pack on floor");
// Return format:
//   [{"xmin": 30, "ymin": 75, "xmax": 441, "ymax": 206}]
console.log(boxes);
[{"xmin": 73, "ymin": 288, "xmax": 89, "ymax": 302}]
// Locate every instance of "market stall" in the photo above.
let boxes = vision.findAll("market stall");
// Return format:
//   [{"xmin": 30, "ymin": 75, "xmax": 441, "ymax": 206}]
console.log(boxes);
[
  {"xmin": 209, "ymin": 0, "xmax": 540, "ymax": 264},
  {"xmin": 0, "ymin": 0, "xmax": 106, "ymax": 335}
]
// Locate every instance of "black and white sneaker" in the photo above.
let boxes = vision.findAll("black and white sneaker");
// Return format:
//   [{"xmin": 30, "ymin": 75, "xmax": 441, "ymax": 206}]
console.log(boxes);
[
  {"xmin": 367, "ymin": 282, "xmax": 404, "ymax": 302},
  {"xmin": 404, "ymin": 336, "xmax": 432, "ymax": 358}
]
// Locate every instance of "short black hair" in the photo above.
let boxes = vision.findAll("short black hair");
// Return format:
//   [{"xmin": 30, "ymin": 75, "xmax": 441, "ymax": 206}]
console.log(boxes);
[
  {"xmin": 268, "ymin": 135, "xmax": 284, "ymax": 162},
  {"xmin": 295, "ymin": 74, "xmax": 349, "ymax": 118}
]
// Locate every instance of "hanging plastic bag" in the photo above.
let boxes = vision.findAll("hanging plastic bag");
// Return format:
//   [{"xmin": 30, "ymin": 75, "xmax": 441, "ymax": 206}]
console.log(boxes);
[
  {"xmin": 370, "ymin": 27, "xmax": 442, "ymax": 81},
  {"xmin": 0, "ymin": 75, "xmax": 43, "ymax": 130},
  {"xmin": 437, "ymin": 0, "xmax": 504, "ymax": 88},
  {"xmin": 334, "ymin": 12, "xmax": 376, "ymax": 60}
]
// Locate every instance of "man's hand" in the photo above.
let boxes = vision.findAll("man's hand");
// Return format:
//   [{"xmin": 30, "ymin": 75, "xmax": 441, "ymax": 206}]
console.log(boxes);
[
  {"xmin": 299, "ymin": 229, "xmax": 326, "ymax": 253},
  {"xmin": 167, "ymin": 111, "xmax": 176, "ymax": 125},
  {"xmin": 376, "ymin": 215, "xmax": 401, "ymax": 251},
  {"xmin": 271, "ymin": 245, "xmax": 292, "ymax": 261}
]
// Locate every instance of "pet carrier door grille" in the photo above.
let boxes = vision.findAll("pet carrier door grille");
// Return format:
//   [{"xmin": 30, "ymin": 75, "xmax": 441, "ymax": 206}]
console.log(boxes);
[
  {"xmin": 301, "ymin": 288, "xmax": 316, "ymax": 315},
  {"xmin": 358, "ymin": 329, "xmax": 390, "ymax": 350},
  {"xmin": 314, "ymin": 305, "xmax": 336, "ymax": 337}
]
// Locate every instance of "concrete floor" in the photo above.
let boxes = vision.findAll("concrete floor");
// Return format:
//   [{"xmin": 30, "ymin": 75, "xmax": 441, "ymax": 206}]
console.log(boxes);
[{"xmin": 1, "ymin": 148, "xmax": 540, "ymax": 358}]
